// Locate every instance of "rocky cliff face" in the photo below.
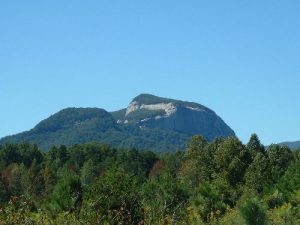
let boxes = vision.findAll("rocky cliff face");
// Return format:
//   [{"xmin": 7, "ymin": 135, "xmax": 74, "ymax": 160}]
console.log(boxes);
[{"xmin": 114, "ymin": 94, "xmax": 235, "ymax": 141}]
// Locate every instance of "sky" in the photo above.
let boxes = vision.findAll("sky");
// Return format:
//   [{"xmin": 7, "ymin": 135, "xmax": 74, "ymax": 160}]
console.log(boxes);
[{"xmin": 0, "ymin": 1, "xmax": 300, "ymax": 145}]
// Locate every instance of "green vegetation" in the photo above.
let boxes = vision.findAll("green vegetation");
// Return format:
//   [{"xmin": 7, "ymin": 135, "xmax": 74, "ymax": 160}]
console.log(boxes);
[
  {"xmin": 0, "ymin": 134, "xmax": 299, "ymax": 224},
  {"xmin": 0, "ymin": 108, "xmax": 189, "ymax": 151},
  {"xmin": 0, "ymin": 94, "xmax": 235, "ymax": 151}
]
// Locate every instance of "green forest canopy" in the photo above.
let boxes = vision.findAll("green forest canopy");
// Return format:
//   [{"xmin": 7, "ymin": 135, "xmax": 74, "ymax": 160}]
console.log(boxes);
[{"xmin": 0, "ymin": 134, "xmax": 300, "ymax": 224}]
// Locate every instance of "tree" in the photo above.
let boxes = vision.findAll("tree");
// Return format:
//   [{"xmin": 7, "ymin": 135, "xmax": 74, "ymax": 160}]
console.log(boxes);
[
  {"xmin": 80, "ymin": 159, "xmax": 98, "ymax": 186},
  {"xmin": 277, "ymin": 158, "xmax": 300, "ymax": 199},
  {"xmin": 244, "ymin": 153, "xmax": 271, "ymax": 193},
  {"xmin": 214, "ymin": 137, "xmax": 249, "ymax": 187},
  {"xmin": 2, "ymin": 163, "xmax": 27, "ymax": 197},
  {"xmin": 226, "ymin": 149, "xmax": 252, "ymax": 187},
  {"xmin": 0, "ymin": 178, "xmax": 9, "ymax": 203},
  {"xmin": 267, "ymin": 144, "xmax": 293, "ymax": 182},
  {"xmin": 18, "ymin": 143, "xmax": 43, "ymax": 167},
  {"xmin": 142, "ymin": 172, "xmax": 188, "ymax": 224},
  {"xmin": 191, "ymin": 179, "xmax": 231, "ymax": 223},
  {"xmin": 47, "ymin": 145, "xmax": 69, "ymax": 168},
  {"xmin": 0, "ymin": 144, "xmax": 20, "ymax": 167},
  {"xmin": 239, "ymin": 198, "xmax": 267, "ymax": 225},
  {"xmin": 179, "ymin": 136, "xmax": 212, "ymax": 188},
  {"xmin": 48, "ymin": 173, "xmax": 82, "ymax": 213},
  {"xmin": 22, "ymin": 160, "xmax": 45, "ymax": 202},
  {"xmin": 247, "ymin": 134, "xmax": 265, "ymax": 158},
  {"xmin": 268, "ymin": 203, "xmax": 299, "ymax": 225},
  {"xmin": 84, "ymin": 167, "xmax": 143, "ymax": 225},
  {"xmin": 186, "ymin": 135, "xmax": 208, "ymax": 156},
  {"xmin": 43, "ymin": 163, "xmax": 57, "ymax": 197}
]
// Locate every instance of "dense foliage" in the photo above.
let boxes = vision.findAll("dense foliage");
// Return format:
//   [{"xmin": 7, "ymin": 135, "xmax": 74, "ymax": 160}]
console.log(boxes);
[{"xmin": 0, "ymin": 134, "xmax": 300, "ymax": 224}]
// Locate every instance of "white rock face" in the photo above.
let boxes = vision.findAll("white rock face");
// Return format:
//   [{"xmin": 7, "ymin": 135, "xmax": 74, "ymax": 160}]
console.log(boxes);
[
  {"xmin": 141, "ymin": 103, "xmax": 177, "ymax": 116},
  {"xmin": 141, "ymin": 118, "xmax": 151, "ymax": 122},
  {"xmin": 125, "ymin": 101, "xmax": 177, "ymax": 117},
  {"xmin": 155, "ymin": 115, "xmax": 162, "ymax": 120},
  {"xmin": 186, "ymin": 106, "xmax": 206, "ymax": 112},
  {"xmin": 125, "ymin": 101, "xmax": 140, "ymax": 116}
]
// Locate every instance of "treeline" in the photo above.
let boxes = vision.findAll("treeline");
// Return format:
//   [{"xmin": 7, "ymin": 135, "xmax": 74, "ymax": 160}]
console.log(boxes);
[{"xmin": 0, "ymin": 134, "xmax": 300, "ymax": 224}]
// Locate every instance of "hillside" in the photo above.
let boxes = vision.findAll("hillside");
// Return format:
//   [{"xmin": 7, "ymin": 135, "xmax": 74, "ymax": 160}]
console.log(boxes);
[
  {"xmin": 0, "ymin": 94, "xmax": 235, "ymax": 151},
  {"xmin": 277, "ymin": 140, "xmax": 300, "ymax": 150}
]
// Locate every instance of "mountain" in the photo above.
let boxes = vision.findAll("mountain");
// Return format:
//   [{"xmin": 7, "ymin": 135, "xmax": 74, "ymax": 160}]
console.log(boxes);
[
  {"xmin": 112, "ymin": 94, "xmax": 234, "ymax": 140},
  {"xmin": 0, "ymin": 94, "xmax": 235, "ymax": 151},
  {"xmin": 277, "ymin": 141, "xmax": 300, "ymax": 150}
]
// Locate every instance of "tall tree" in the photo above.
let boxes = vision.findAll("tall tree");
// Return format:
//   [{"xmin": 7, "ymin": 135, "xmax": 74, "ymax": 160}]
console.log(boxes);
[
  {"xmin": 244, "ymin": 153, "xmax": 271, "ymax": 193},
  {"xmin": 267, "ymin": 144, "xmax": 293, "ymax": 182},
  {"xmin": 179, "ymin": 136, "xmax": 212, "ymax": 188},
  {"xmin": 247, "ymin": 134, "xmax": 265, "ymax": 158}
]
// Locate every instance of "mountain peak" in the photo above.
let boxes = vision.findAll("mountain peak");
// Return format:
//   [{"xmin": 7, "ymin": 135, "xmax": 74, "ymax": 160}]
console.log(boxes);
[
  {"xmin": 127, "ymin": 94, "xmax": 213, "ymax": 117},
  {"xmin": 118, "ymin": 94, "xmax": 235, "ymax": 140},
  {"xmin": 132, "ymin": 94, "xmax": 175, "ymax": 105},
  {"xmin": 132, "ymin": 94, "xmax": 210, "ymax": 109},
  {"xmin": 34, "ymin": 107, "xmax": 113, "ymax": 133}
]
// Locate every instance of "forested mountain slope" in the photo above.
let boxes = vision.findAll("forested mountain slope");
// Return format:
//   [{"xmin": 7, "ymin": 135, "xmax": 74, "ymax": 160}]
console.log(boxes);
[{"xmin": 0, "ymin": 94, "xmax": 235, "ymax": 151}]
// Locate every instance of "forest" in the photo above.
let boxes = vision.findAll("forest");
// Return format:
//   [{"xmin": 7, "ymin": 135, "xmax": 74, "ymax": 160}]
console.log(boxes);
[{"xmin": 0, "ymin": 134, "xmax": 300, "ymax": 225}]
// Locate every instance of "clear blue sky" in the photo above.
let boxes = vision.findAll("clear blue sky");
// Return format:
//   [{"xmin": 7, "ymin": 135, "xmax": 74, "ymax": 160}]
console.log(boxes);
[{"xmin": 1, "ymin": 1, "xmax": 300, "ymax": 145}]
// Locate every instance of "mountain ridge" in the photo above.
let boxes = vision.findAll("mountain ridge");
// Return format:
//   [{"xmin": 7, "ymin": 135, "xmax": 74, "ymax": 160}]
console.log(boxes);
[
  {"xmin": 0, "ymin": 94, "xmax": 235, "ymax": 151},
  {"xmin": 276, "ymin": 140, "xmax": 300, "ymax": 150}
]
